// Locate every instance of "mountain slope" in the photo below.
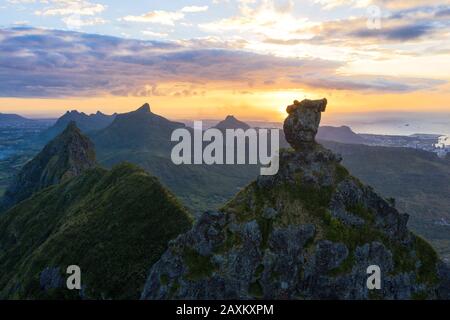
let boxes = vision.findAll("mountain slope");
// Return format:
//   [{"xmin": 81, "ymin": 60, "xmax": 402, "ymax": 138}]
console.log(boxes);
[
  {"xmin": 40, "ymin": 110, "xmax": 115, "ymax": 141},
  {"xmin": 321, "ymin": 140, "xmax": 450, "ymax": 262},
  {"xmin": 1, "ymin": 122, "xmax": 96, "ymax": 211},
  {"xmin": 0, "ymin": 162, "xmax": 192, "ymax": 299},
  {"xmin": 93, "ymin": 103, "xmax": 183, "ymax": 151},
  {"xmin": 92, "ymin": 103, "xmax": 259, "ymax": 213},
  {"xmin": 142, "ymin": 99, "xmax": 449, "ymax": 300}
]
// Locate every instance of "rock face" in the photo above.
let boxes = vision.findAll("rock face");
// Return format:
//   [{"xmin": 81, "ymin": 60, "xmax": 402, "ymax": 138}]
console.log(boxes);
[
  {"xmin": 1, "ymin": 121, "xmax": 96, "ymax": 210},
  {"xmin": 284, "ymin": 98, "xmax": 327, "ymax": 149},
  {"xmin": 141, "ymin": 98, "xmax": 449, "ymax": 300}
]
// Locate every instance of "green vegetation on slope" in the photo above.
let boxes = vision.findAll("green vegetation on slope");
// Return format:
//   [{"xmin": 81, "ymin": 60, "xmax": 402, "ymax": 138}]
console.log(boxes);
[
  {"xmin": 0, "ymin": 162, "xmax": 192, "ymax": 299},
  {"xmin": 322, "ymin": 141, "xmax": 450, "ymax": 262},
  {"xmin": 222, "ymin": 161, "xmax": 439, "ymax": 293}
]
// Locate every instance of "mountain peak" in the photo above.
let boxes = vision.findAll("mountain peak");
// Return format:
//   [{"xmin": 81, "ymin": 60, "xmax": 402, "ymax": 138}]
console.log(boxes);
[
  {"xmin": 135, "ymin": 103, "xmax": 151, "ymax": 113},
  {"xmin": 1, "ymin": 122, "xmax": 96, "ymax": 211},
  {"xmin": 215, "ymin": 114, "xmax": 250, "ymax": 130}
]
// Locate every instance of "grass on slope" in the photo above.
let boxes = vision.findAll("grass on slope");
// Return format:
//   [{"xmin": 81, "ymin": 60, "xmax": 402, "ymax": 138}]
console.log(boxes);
[
  {"xmin": 222, "ymin": 162, "xmax": 439, "ymax": 295},
  {"xmin": 322, "ymin": 141, "xmax": 450, "ymax": 262},
  {"xmin": 96, "ymin": 147, "xmax": 259, "ymax": 214},
  {"xmin": 0, "ymin": 162, "xmax": 192, "ymax": 299}
]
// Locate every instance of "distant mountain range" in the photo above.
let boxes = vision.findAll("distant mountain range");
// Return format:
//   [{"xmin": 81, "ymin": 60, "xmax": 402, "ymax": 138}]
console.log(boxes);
[
  {"xmin": 317, "ymin": 125, "xmax": 366, "ymax": 144},
  {"xmin": 0, "ymin": 113, "xmax": 33, "ymax": 125},
  {"xmin": 40, "ymin": 110, "xmax": 116, "ymax": 141}
]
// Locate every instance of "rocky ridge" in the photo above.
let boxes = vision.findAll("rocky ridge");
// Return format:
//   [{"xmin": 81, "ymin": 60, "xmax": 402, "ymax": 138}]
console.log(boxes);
[{"xmin": 141, "ymin": 98, "xmax": 449, "ymax": 300}]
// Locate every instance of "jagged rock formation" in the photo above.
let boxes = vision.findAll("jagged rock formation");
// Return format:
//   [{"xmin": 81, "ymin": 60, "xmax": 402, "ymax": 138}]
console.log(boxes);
[
  {"xmin": 0, "ymin": 122, "xmax": 96, "ymax": 211},
  {"xmin": 284, "ymin": 98, "xmax": 327, "ymax": 149},
  {"xmin": 92, "ymin": 103, "xmax": 185, "ymax": 150},
  {"xmin": 141, "ymin": 98, "xmax": 449, "ymax": 300},
  {"xmin": 40, "ymin": 109, "xmax": 116, "ymax": 141}
]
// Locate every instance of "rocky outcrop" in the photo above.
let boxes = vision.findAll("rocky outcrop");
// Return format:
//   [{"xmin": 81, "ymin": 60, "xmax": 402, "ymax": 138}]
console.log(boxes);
[
  {"xmin": 284, "ymin": 98, "xmax": 327, "ymax": 149},
  {"xmin": 1, "ymin": 121, "xmax": 96, "ymax": 211},
  {"xmin": 141, "ymin": 98, "xmax": 448, "ymax": 300}
]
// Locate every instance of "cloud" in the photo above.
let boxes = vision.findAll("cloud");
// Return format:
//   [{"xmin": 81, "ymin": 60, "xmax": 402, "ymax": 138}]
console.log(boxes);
[
  {"xmin": 435, "ymin": 7, "xmax": 450, "ymax": 17},
  {"xmin": 9, "ymin": 0, "xmax": 108, "ymax": 29},
  {"xmin": 34, "ymin": 0, "xmax": 106, "ymax": 16},
  {"xmin": 313, "ymin": 0, "xmax": 371, "ymax": 10},
  {"xmin": 376, "ymin": 0, "xmax": 446, "ymax": 10},
  {"xmin": 270, "ymin": 4, "xmax": 450, "ymax": 50},
  {"xmin": 0, "ymin": 27, "xmax": 445, "ymax": 98},
  {"xmin": 121, "ymin": 5, "xmax": 208, "ymax": 26},
  {"xmin": 122, "ymin": 10, "xmax": 184, "ymax": 26},
  {"xmin": 181, "ymin": 6, "xmax": 209, "ymax": 13},
  {"xmin": 291, "ymin": 74, "xmax": 445, "ymax": 92},
  {"xmin": 351, "ymin": 23, "xmax": 433, "ymax": 41},
  {"xmin": 141, "ymin": 30, "xmax": 169, "ymax": 38},
  {"xmin": 199, "ymin": 0, "xmax": 311, "ymax": 40}
]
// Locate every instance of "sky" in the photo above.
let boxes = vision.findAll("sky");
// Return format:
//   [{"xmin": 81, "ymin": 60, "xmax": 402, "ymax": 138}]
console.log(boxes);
[{"xmin": 0, "ymin": 0, "xmax": 449, "ymax": 124}]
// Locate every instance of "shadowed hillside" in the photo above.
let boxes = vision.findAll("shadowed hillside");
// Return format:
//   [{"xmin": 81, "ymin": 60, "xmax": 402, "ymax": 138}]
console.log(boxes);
[{"xmin": 0, "ymin": 125, "xmax": 192, "ymax": 299}]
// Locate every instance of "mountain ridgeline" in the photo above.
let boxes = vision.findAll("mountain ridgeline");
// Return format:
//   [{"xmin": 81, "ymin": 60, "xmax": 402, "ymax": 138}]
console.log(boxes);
[
  {"xmin": 141, "ymin": 99, "xmax": 450, "ymax": 299},
  {"xmin": 40, "ymin": 110, "xmax": 116, "ymax": 141},
  {"xmin": 92, "ymin": 103, "xmax": 184, "ymax": 151},
  {"xmin": 90, "ymin": 103, "xmax": 259, "ymax": 213},
  {"xmin": 0, "ymin": 113, "xmax": 32, "ymax": 125},
  {"xmin": 0, "ymin": 124, "xmax": 192, "ymax": 299}
]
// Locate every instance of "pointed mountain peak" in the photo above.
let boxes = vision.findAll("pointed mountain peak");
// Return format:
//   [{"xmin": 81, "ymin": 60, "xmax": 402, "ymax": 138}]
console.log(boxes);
[
  {"xmin": 215, "ymin": 115, "xmax": 250, "ymax": 130},
  {"xmin": 1, "ymin": 122, "xmax": 96, "ymax": 211},
  {"xmin": 136, "ymin": 103, "xmax": 151, "ymax": 113}
]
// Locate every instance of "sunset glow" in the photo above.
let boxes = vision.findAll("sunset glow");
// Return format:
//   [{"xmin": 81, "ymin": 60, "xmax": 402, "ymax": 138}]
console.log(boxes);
[{"xmin": 0, "ymin": 0, "xmax": 449, "ymax": 120}]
